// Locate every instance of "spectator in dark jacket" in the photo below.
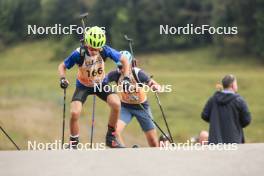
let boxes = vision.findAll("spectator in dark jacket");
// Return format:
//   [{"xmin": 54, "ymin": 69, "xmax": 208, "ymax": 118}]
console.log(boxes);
[{"xmin": 201, "ymin": 74, "xmax": 251, "ymax": 144}]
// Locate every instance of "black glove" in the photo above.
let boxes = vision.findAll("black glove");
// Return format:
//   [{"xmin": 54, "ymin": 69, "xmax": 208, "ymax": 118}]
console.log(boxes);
[
  {"xmin": 60, "ymin": 77, "xmax": 69, "ymax": 89},
  {"xmin": 122, "ymin": 76, "xmax": 131, "ymax": 92}
]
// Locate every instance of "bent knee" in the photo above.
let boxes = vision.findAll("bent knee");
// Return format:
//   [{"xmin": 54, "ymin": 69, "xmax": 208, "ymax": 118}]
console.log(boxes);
[
  {"xmin": 108, "ymin": 96, "xmax": 121, "ymax": 111},
  {"xmin": 71, "ymin": 110, "xmax": 81, "ymax": 120},
  {"xmin": 70, "ymin": 101, "xmax": 82, "ymax": 120}
]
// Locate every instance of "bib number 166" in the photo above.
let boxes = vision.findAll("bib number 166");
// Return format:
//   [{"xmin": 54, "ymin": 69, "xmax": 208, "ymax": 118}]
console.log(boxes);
[{"xmin": 87, "ymin": 68, "xmax": 103, "ymax": 77}]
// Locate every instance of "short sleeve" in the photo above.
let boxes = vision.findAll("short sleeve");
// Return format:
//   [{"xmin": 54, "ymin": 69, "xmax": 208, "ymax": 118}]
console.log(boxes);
[
  {"xmin": 103, "ymin": 70, "xmax": 120, "ymax": 84},
  {"xmin": 138, "ymin": 70, "xmax": 151, "ymax": 84},
  {"xmin": 64, "ymin": 50, "xmax": 80, "ymax": 69},
  {"xmin": 102, "ymin": 45, "xmax": 121, "ymax": 63}
]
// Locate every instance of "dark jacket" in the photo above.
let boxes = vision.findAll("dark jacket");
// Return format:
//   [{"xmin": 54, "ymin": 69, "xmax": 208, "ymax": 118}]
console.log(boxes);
[{"xmin": 201, "ymin": 91, "xmax": 251, "ymax": 144}]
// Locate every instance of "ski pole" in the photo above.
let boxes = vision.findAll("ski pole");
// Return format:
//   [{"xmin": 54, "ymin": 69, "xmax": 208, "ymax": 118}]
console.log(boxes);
[
  {"xmin": 90, "ymin": 95, "xmax": 96, "ymax": 148},
  {"xmin": 61, "ymin": 88, "xmax": 66, "ymax": 148},
  {"xmin": 0, "ymin": 126, "xmax": 20, "ymax": 150},
  {"xmin": 154, "ymin": 92, "xmax": 174, "ymax": 143},
  {"xmin": 79, "ymin": 13, "xmax": 98, "ymax": 148},
  {"xmin": 80, "ymin": 12, "xmax": 89, "ymax": 45},
  {"xmin": 134, "ymin": 100, "xmax": 173, "ymax": 143},
  {"xmin": 124, "ymin": 35, "xmax": 174, "ymax": 143},
  {"xmin": 124, "ymin": 35, "xmax": 134, "ymax": 56},
  {"xmin": 124, "ymin": 35, "xmax": 137, "ymax": 67}
]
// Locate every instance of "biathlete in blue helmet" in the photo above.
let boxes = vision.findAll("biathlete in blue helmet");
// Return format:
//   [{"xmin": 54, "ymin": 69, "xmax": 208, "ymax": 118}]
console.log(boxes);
[{"xmin": 104, "ymin": 51, "xmax": 161, "ymax": 147}]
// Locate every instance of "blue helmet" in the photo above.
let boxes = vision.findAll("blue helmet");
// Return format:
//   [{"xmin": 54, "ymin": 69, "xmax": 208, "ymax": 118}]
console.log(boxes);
[{"xmin": 117, "ymin": 50, "xmax": 133, "ymax": 66}]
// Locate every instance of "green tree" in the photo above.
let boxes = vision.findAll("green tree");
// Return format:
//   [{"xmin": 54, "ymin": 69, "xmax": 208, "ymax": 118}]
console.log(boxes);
[
  {"xmin": 254, "ymin": 0, "xmax": 264, "ymax": 59},
  {"xmin": 0, "ymin": 0, "xmax": 41, "ymax": 44}
]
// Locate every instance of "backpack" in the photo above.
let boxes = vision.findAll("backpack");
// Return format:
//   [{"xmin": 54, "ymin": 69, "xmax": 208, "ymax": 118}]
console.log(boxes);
[
  {"xmin": 117, "ymin": 67, "xmax": 143, "ymax": 86},
  {"xmin": 76, "ymin": 45, "xmax": 107, "ymax": 67}
]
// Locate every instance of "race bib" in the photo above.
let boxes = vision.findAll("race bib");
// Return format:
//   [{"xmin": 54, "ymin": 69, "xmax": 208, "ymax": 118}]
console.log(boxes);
[{"xmin": 77, "ymin": 54, "xmax": 105, "ymax": 87}]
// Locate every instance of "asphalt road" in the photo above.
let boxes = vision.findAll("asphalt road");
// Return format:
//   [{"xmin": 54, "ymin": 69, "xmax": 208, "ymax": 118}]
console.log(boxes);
[{"xmin": 1, "ymin": 143, "xmax": 263, "ymax": 176}]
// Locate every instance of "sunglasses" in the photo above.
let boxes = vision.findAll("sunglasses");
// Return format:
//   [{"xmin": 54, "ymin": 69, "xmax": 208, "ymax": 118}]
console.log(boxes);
[{"xmin": 87, "ymin": 46, "xmax": 100, "ymax": 52}]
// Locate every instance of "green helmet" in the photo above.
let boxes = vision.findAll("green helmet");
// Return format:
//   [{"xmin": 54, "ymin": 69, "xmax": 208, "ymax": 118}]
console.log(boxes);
[{"xmin": 84, "ymin": 26, "xmax": 106, "ymax": 49}]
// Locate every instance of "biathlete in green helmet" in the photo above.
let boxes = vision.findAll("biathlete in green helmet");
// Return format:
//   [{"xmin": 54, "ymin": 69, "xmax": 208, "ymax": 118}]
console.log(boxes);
[{"xmin": 58, "ymin": 26, "xmax": 131, "ymax": 148}]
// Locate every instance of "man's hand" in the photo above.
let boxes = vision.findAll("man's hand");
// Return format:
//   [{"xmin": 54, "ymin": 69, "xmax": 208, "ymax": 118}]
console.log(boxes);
[
  {"xmin": 60, "ymin": 77, "xmax": 69, "ymax": 89},
  {"xmin": 149, "ymin": 80, "xmax": 161, "ymax": 92},
  {"xmin": 151, "ymin": 84, "xmax": 161, "ymax": 92}
]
